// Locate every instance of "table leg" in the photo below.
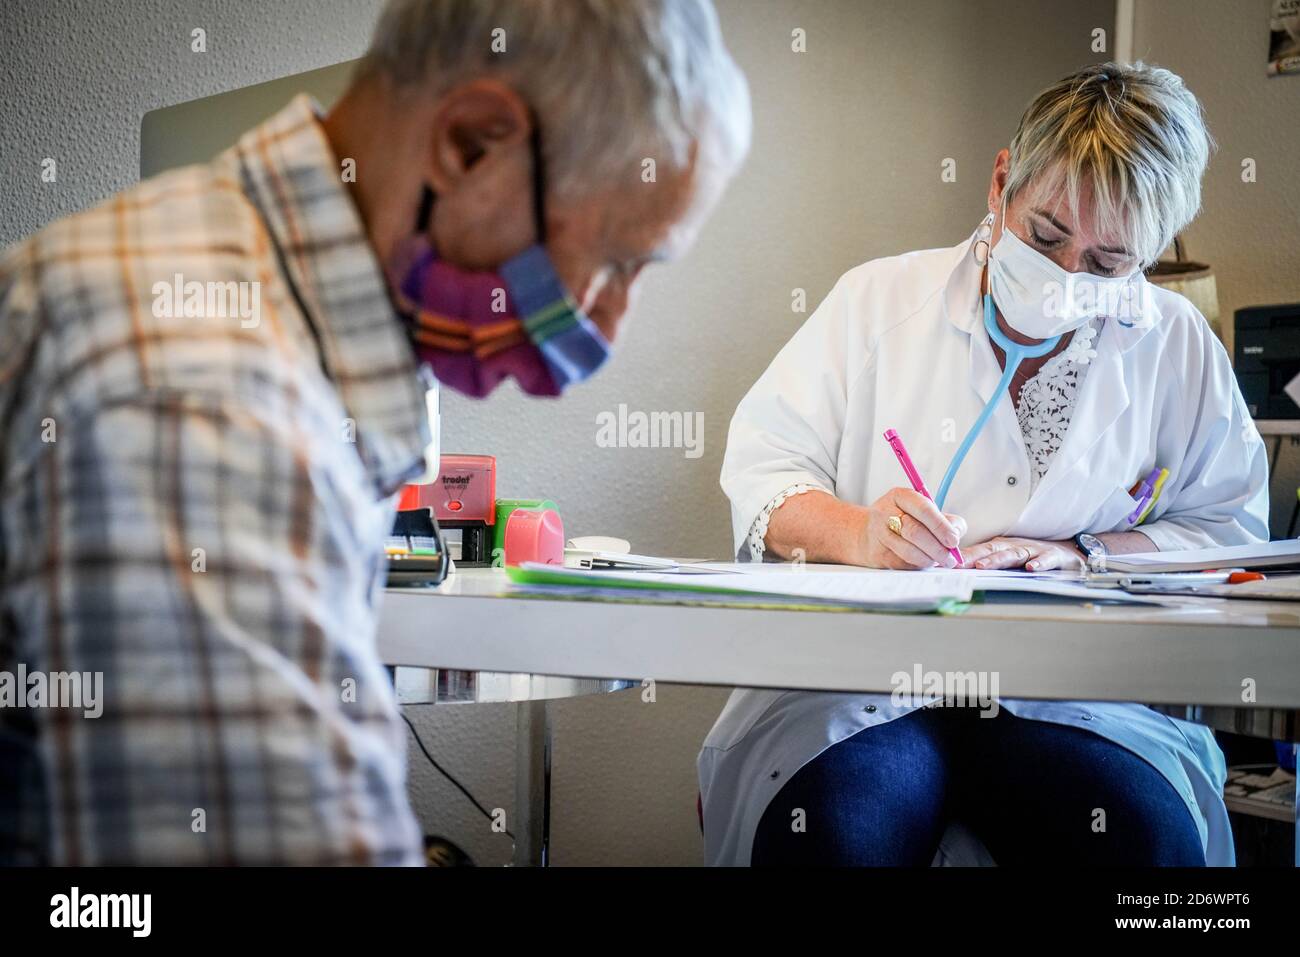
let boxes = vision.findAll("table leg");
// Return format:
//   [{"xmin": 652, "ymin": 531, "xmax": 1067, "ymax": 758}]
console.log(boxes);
[
  {"xmin": 1295, "ymin": 743, "xmax": 1298, "ymax": 868},
  {"xmin": 1270, "ymin": 436, "xmax": 1283, "ymax": 478},
  {"xmin": 513, "ymin": 699, "xmax": 552, "ymax": 867}
]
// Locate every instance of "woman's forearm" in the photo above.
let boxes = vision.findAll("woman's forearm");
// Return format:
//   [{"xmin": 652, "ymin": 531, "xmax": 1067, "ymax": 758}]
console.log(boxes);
[
  {"xmin": 1095, "ymin": 530, "xmax": 1156, "ymax": 555},
  {"xmin": 762, "ymin": 490, "xmax": 869, "ymax": 565},
  {"xmin": 764, "ymin": 492, "xmax": 1154, "ymax": 566}
]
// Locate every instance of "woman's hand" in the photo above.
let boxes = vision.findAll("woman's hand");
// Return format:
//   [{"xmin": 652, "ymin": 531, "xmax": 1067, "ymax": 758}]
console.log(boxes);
[
  {"xmin": 859, "ymin": 487, "xmax": 967, "ymax": 569},
  {"xmin": 960, "ymin": 537, "xmax": 1085, "ymax": 572}
]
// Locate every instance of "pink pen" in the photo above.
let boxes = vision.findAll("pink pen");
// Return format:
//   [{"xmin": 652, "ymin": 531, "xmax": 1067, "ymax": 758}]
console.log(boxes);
[{"xmin": 883, "ymin": 428, "xmax": 964, "ymax": 566}]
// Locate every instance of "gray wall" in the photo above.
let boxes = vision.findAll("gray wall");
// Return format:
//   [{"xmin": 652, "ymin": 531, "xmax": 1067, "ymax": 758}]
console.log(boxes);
[{"xmin": 4, "ymin": 0, "xmax": 1138, "ymax": 864}]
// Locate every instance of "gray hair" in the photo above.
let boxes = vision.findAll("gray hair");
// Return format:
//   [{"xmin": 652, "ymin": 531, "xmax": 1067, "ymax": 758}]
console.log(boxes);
[
  {"xmin": 1005, "ymin": 62, "xmax": 1214, "ymax": 266},
  {"xmin": 361, "ymin": 0, "xmax": 751, "ymax": 199}
]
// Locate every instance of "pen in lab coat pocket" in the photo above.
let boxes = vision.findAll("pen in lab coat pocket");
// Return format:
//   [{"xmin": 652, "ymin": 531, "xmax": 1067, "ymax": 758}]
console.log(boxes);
[{"xmin": 1127, "ymin": 466, "xmax": 1164, "ymax": 525}]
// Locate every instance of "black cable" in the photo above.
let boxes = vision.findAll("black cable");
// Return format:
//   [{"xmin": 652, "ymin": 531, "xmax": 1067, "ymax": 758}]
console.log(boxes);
[{"xmin": 400, "ymin": 710, "xmax": 514, "ymax": 840}]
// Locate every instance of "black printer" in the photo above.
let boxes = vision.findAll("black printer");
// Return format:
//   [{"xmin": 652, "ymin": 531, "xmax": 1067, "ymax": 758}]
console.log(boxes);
[{"xmin": 1235, "ymin": 303, "xmax": 1300, "ymax": 419}]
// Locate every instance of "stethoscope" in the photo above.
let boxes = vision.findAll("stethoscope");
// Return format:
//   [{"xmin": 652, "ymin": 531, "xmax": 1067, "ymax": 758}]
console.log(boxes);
[{"xmin": 932, "ymin": 260, "xmax": 1061, "ymax": 512}]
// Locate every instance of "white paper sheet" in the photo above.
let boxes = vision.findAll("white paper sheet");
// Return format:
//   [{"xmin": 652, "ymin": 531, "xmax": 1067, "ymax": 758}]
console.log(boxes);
[
  {"xmin": 1103, "ymin": 539, "xmax": 1300, "ymax": 573},
  {"xmin": 521, "ymin": 564, "xmax": 970, "ymax": 609},
  {"xmin": 519, "ymin": 563, "xmax": 1175, "ymax": 607}
]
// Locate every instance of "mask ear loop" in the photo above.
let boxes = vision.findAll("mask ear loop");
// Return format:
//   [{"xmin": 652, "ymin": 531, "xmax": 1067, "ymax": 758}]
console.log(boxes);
[
  {"xmin": 528, "ymin": 124, "xmax": 548, "ymax": 244},
  {"xmin": 391, "ymin": 188, "xmax": 437, "ymax": 326},
  {"xmin": 414, "ymin": 113, "xmax": 545, "ymax": 239},
  {"xmin": 416, "ymin": 186, "xmax": 435, "ymax": 233}
]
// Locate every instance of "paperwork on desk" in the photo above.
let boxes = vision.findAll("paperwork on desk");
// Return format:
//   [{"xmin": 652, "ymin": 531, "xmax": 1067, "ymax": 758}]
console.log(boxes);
[
  {"xmin": 1102, "ymin": 538, "xmax": 1300, "ymax": 573},
  {"xmin": 509, "ymin": 562, "xmax": 1177, "ymax": 610}
]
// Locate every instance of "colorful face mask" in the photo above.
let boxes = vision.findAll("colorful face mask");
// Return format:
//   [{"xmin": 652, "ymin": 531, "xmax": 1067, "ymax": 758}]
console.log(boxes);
[
  {"xmin": 389, "ymin": 131, "xmax": 611, "ymax": 399},
  {"xmin": 393, "ymin": 236, "xmax": 611, "ymax": 398}
]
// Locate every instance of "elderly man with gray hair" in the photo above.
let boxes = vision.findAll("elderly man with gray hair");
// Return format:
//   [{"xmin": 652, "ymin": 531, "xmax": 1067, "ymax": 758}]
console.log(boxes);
[{"xmin": 0, "ymin": 0, "xmax": 749, "ymax": 865}]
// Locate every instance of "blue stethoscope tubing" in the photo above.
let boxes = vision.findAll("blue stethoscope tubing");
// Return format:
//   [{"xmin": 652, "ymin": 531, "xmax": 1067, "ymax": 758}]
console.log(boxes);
[{"xmin": 932, "ymin": 292, "xmax": 1061, "ymax": 510}]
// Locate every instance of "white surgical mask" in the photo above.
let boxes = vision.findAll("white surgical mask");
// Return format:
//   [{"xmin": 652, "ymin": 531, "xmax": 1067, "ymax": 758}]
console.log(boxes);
[{"xmin": 988, "ymin": 201, "xmax": 1148, "ymax": 339}]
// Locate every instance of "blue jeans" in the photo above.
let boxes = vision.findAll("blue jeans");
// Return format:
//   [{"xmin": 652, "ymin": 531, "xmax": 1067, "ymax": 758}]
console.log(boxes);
[{"xmin": 751, "ymin": 705, "xmax": 1207, "ymax": 866}]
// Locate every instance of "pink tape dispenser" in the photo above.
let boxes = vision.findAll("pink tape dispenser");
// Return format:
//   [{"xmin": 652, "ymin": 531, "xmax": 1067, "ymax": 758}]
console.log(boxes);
[{"xmin": 502, "ymin": 507, "xmax": 565, "ymax": 566}]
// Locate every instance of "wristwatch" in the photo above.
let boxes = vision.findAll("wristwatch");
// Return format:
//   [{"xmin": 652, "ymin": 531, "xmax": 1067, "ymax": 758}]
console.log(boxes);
[{"xmin": 1073, "ymin": 532, "xmax": 1107, "ymax": 572}]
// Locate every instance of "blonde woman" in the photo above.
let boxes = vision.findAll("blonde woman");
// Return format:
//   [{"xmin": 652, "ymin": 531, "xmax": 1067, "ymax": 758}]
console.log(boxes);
[{"xmin": 703, "ymin": 63, "xmax": 1267, "ymax": 866}]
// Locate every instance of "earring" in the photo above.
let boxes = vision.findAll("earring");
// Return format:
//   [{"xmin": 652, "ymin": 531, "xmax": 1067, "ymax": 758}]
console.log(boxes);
[{"xmin": 972, "ymin": 212, "xmax": 994, "ymax": 266}]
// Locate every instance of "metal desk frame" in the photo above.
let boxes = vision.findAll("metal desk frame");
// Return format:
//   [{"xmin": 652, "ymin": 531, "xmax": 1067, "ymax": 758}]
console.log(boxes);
[
  {"xmin": 1257, "ymin": 420, "xmax": 1300, "ymax": 536},
  {"xmin": 388, "ymin": 668, "xmax": 633, "ymax": 866}
]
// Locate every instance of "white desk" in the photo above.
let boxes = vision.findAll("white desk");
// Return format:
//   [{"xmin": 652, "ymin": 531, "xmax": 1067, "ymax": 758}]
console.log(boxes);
[{"xmin": 379, "ymin": 568, "xmax": 1300, "ymax": 865}]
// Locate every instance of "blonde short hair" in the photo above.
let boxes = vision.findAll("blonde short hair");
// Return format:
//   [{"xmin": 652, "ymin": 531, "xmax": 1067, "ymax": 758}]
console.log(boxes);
[{"xmin": 1005, "ymin": 62, "xmax": 1213, "ymax": 266}]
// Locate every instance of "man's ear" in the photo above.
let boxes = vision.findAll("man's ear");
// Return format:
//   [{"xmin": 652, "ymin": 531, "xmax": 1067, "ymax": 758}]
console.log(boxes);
[{"xmin": 426, "ymin": 79, "xmax": 533, "ymax": 193}]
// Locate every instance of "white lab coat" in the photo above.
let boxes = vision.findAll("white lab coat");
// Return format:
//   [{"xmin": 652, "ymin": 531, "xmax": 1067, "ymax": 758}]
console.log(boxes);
[{"xmin": 700, "ymin": 233, "xmax": 1270, "ymax": 867}]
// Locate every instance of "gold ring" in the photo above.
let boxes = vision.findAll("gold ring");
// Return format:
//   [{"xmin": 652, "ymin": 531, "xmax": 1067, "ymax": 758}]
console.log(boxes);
[{"xmin": 887, "ymin": 515, "xmax": 903, "ymax": 535}]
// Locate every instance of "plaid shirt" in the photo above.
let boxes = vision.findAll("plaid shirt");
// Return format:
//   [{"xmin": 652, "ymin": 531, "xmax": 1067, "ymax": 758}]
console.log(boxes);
[{"xmin": 0, "ymin": 96, "xmax": 430, "ymax": 864}]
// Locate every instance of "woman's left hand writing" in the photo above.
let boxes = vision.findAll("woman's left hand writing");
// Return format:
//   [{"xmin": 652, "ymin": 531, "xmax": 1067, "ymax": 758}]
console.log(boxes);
[{"xmin": 960, "ymin": 537, "xmax": 1086, "ymax": 572}]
